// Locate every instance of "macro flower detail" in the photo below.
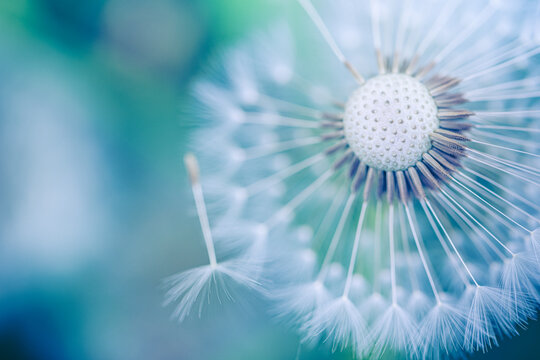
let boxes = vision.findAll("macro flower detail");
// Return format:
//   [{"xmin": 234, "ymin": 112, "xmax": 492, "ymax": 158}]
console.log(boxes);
[
  {"xmin": 168, "ymin": 0, "xmax": 540, "ymax": 358},
  {"xmin": 163, "ymin": 154, "xmax": 262, "ymax": 322}
]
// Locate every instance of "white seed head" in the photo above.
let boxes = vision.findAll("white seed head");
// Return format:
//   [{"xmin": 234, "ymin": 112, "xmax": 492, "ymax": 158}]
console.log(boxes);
[{"xmin": 343, "ymin": 74, "xmax": 439, "ymax": 171}]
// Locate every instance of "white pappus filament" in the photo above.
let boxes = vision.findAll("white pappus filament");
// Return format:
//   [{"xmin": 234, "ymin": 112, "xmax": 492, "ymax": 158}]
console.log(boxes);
[{"xmin": 168, "ymin": 0, "xmax": 540, "ymax": 358}]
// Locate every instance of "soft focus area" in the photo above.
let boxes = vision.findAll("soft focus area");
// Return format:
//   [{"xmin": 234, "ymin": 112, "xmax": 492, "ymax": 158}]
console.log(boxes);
[{"xmin": 0, "ymin": 1, "xmax": 537, "ymax": 359}]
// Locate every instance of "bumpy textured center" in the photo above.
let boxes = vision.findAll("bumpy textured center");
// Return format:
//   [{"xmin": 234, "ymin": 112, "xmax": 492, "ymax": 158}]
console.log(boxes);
[{"xmin": 343, "ymin": 74, "xmax": 439, "ymax": 171}]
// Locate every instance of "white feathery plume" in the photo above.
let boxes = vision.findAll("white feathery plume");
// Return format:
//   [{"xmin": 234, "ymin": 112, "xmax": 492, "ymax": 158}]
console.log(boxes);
[
  {"xmin": 163, "ymin": 154, "xmax": 261, "ymax": 321},
  {"xmin": 302, "ymin": 202, "xmax": 370, "ymax": 352},
  {"xmin": 272, "ymin": 192, "xmax": 355, "ymax": 325},
  {"xmin": 192, "ymin": 81, "xmax": 243, "ymax": 126},
  {"xmin": 302, "ymin": 296, "xmax": 366, "ymax": 353},
  {"xmin": 367, "ymin": 304, "xmax": 418, "ymax": 357},
  {"xmin": 501, "ymin": 253, "xmax": 539, "ymax": 319},
  {"xmin": 272, "ymin": 280, "xmax": 331, "ymax": 326},
  {"xmin": 226, "ymin": 48, "xmax": 260, "ymax": 105},
  {"xmin": 417, "ymin": 302, "xmax": 467, "ymax": 359},
  {"xmin": 365, "ymin": 204, "xmax": 418, "ymax": 357},
  {"xmin": 163, "ymin": 258, "xmax": 261, "ymax": 321},
  {"xmin": 178, "ymin": 0, "xmax": 540, "ymax": 357},
  {"xmin": 464, "ymin": 286, "xmax": 521, "ymax": 352}
]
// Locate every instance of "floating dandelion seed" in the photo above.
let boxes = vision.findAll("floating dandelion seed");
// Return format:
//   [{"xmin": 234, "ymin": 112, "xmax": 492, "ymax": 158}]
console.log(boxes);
[
  {"xmin": 163, "ymin": 154, "xmax": 262, "ymax": 321},
  {"xmin": 172, "ymin": 0, "xmax": 540, "ymax": 358}
]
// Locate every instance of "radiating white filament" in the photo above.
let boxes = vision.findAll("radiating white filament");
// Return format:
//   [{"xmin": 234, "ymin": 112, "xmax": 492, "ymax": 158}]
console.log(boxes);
[
  {"xmin": 184, "ymin": 153, "xmax": 217, "ymax": 267},
  {"xmin": 297, "ymin": 0, "xmax": 365, "ymax": 83}
]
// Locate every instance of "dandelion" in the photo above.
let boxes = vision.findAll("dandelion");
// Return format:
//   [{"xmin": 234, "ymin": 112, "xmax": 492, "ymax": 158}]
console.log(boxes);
[
  {"xmin": 163, "ymin": 154, "xmax": 261, "ymax": 321},
  {"xmin": 171, "ymin": 0, "xmax": 540, "ymax": 358}
]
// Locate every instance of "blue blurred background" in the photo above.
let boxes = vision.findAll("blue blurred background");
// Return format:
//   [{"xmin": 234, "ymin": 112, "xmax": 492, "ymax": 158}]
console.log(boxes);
[{"xmin": 0, "ymin": 1, "xmax": 537, "ymax": 359}]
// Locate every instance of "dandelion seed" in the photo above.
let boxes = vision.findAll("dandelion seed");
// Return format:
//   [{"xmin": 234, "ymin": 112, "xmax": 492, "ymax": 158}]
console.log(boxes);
[
  {"xmin": 163, "ymin": 154, "xmax": 261, "ymax": 321},
  {"xmin": 417, "ymin": 302, "xmax": 467, "ymax": 358},
  {"xmin": 173, "ymin": 0, "xmax": 540, "ymax": 357}
]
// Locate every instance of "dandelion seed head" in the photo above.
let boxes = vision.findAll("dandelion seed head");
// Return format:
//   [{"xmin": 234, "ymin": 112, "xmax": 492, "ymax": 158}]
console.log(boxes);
[
  {"xmin": 344, "ymin": 74, "xmax": 439, "ymax": 171},
  {"xmin": 170, "ymin": 0, "xmax": 540, "ymax": 357}
]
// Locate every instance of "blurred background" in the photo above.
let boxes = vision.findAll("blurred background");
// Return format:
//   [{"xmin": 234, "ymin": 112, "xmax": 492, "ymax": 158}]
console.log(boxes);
[{"xmin": 0, "ymin": 1, "xmax": 537, "ymax": 359}]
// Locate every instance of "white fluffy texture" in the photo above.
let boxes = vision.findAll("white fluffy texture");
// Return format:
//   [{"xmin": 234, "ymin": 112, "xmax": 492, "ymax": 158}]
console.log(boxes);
[
  {"xmin": 254, "ymin": 22, "xmax": 295, "ymax": 85},
  {"xmin": 303, "ymin": 296, "xmax": 367, "ymax": 352},
  {"xmin": 367, "ymin": 304, "xmax": 418, "ymax": 357},
  {"xmin": 343, "ymin": 74, "xmax": 439, "ymax": 171},
  {"xmin": 501, "ymin": 254, "xmax": 539, "ymax": 318},
  {"xmin": 181, "ymin": 0, "xmax": 540, "ymax": 357},
  {"xmin": 464, "ymin": 286, "xmax": 521, "ymax": 351},
  {"xmin": 418, "ymin": 303, "xmax": 466, "ymax": 359},
  {"xmin": 212, "ymin": 220, "xmax": 268, "ymax": 256},
  {"xmin": 163, "ymin": 260, "xmax": 261, "ymax": 322},
  {"xmin": 272, "ymin": 281, "xmax": 331, "ymax": 325}
]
